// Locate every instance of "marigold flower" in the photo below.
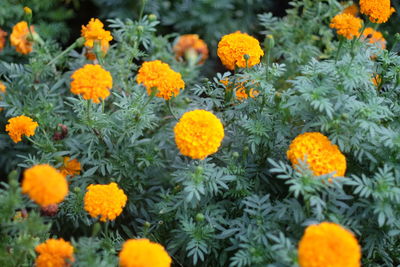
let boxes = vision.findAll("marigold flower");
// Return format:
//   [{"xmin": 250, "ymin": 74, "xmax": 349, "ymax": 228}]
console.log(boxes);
[
  {"xmin": 173, "ymin": 34, "xmax": 209, "ymax": 64},
  {"xmin": 174, "ymin": 109, "xmax": 224, "ymax": 160},
  {"xmin": 119, "ymin": 238, "xmax": 172, "ymax": 267},
  {"xmin": 59, "ymin": 157, "xmax": 81, "ymax": 177},
  {"xmin": 136, "ymin": 60, "xmax": 185, "ymax": 100},
  {"xmin": 298, "ymin": 222, "xmax": 361, "ymax": 267},
  {"xmin": 6, "ymin": 115, "xmax": 38, "ymax": 143},
  {"xmin": 361, "ymin": 27, "xmax": 386, "ymax": 49},
  {"xmin": 0, "ymin": 28, "xmax": 7, "ymax": 52},
  {"xmin": 220, "ymin": 79, "xmax": 258, "ymax": 101},
  {"xmin": 342, "ymin": 3, "xmax": 359, "ymax": 16},
  {"xmin": 70, "ymin": 64, "xmax": 113, "ymax": 103},
  {"xmin": 81, "ymin": 18, "xmax": 112, "ymax": 50},
  {"xmin": 372, "ymin": 74, "xmax": 381, "ymax": 87},
  {"xmin": 359, "ymin": 0, "xmax": 395, "ymax": 23},
  {"xmin": 22, "ymin": 164, "xmax": 68, "ymax": 207},
  {"xmin": 84, "ymin": 182, "xmax": 127, "ymax": 222},
  {"xmin": 10, "ymin": 21, "xmax": 35, "ymax": 54},
  {"xmin": 35, "ymin": 238, "xmax": 74, "ymax": 267},
  {"xmin": 329, "ymin": 13, "xmax": 363, "ymax": 40},
  {"xmin": 0, "ymin": 81, "xmax": 6, "ymax": 93},
  {"xmin": 217, "ymin": 31, "xmax": 264, "ymax": 70},
  {"xmin": 287, "ymin": 132, "xmax": 346, "ymax": 177}
]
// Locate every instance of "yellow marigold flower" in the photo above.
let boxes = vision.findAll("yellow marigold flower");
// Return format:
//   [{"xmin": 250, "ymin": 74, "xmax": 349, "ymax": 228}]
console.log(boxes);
[
  {"xmin": 342, "ymin": 3, "xmax": 359, "ymax": 16},
  {"xmin": 287, "ymin": 132, "xmax": 346, "ymax": 177},
  {"xmin": 174, "ymin": 109, "xmax": 224, "ymax": 160},
  {"xmin": 136, "ymin": 60, "xmax": 185, "ymax": 100},
  {"xmin": 59, "ymin": 157, "xmax": 81, "ymax": 177},
  {"xmin": 35, "ymin": 238, "xmax": 74, "ymax": 267},
  {"xmin": 5, "ymin": 115, "xmax": 38, "ymax": 143},
  {"xmin": 329, "ymin": 13, "xmax": 363, "ymax": 40},
  {"xmin": 81, "ymin": 18, "xmax": 112, "ymax": 49},
  {"xmin": 361, "ymin": 27, "xmax": 386, "ymax": 49},
  {"xmin": 84, "ymin": 182, "xmax": 127, "ymax": 222},
  {"xmin": 22, "ymin": 164, "xmax": 68, "ymax": 207},
  {"xmin": 298, "ymin": 222, "xmax": 361, "ymax": 267},
  {"xmin": 0, "ymin": 28, "xmax": 7, "ymax": 52},
  {"xmin": 70, "ymin": 64, "xmax": 113, "ymax": 103},
  {"xmin": 0, "ymin": 81, "xmax": 6, "ymax": 93},
  {"xmin": 220, "ymin": 79, "xmax": 258, "ymax": 101},
  {"xmin": 119, "ymin": 238, "xmax": 172, "ymax": 267},
  {"xmin": 360, "ymin": 0, "xmax": 395, "ymax": 24},
  {"xmin": 10, "ymin": 21, "xmax": 35, "ymax": 54},
  {"xmin": 217, "ymin": 31, "xmax": 264, "ymax": 70},
  {"xmin": 173, "ymin": 34, "xmax": 209, "ymax": 64}
]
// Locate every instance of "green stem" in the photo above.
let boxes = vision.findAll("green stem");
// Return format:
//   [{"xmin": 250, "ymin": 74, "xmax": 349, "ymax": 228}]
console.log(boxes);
[
  {"xmin": 166, "ymin": 100, "xmax": 179, "ymax": 121},
  {"xmin": 47, "ymin": 40, "xmax": 79, "ymax": 66},
  {"xmin": 86, "ymin": 100, "xmax": 91, "ymax": 123},
  {"xmin": 335, "ymin": 38, "xmax": 344, "ymax": 63},
  {"xmin": 139, "ymin": 0, "xmax": 147, "ymax": 21}
]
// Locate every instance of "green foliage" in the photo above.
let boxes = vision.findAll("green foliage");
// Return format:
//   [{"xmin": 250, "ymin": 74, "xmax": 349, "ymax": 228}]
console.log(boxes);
[{"xmin": 0, "ymin": 0, "xmax": 400, "ymax": 266}]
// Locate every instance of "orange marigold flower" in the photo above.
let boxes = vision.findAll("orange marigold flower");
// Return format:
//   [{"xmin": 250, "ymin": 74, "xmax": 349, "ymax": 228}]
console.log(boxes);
[
  {"xmin": 22, "ymin": 164, "xmax": 68, "ymax": 207},
  {"xmin": 342, "ymin": 3, "xmax": 359, "ymax": 16},
  {"xmin": 173, "ymin": 34, "xmax": 209, "ymax": 64},
  {"xmin": 0, "ymin": 81, "xmax": 6, "ymax": 93},
  {"xmin": 220, "ymin": 79, "xmax": 258, "ymax": 101},
  {"xmin": 59, "ymin": 157, "xmax": 81, "ymax": 177},
  {"xmin": 6, "ymin": 115, "xmax": 38, "ymax": 143},
  {"xmin": 361, "ymin": 27, "xmax": 386, "ymax": 49},
  {"xmin": 10, "ymin": 21, "xmax": 35, "ymax": 54},
  {"xmin": 372, "ymin": 74, "xmax": 381, "ymax": 87},
  {"xmin": 287, "ymin": 132, "xmax": 346, "ymax": 177},
  {"xmin": 359, "ymin": 0, "xmax": 395, "ymax": 23},
  {"xmin": 35, "ymin": 238, "xmax": 74, "ymax": 267},
  {"xmin": 119, "ymin": 238, "xmax": 172, "ymax": 267},
  {"xmin": 70, "ymin": 64, "xmax": 113, "ymax": 103},
  {"xmin": 0, "ymin": 28, "xmax": 7, "ymax": 52},
  {"xmin": 174, "ymin": 109, "xmax": 224, "ymax": 160},
  {"xmin": 84, "ymin": 182, "xmax": 127, "ymax": 222},
  {"xmin": 81, "ymin": 18, "xmax": 112, "ymax": 49},
  {"xmin": 136, "ymin": 60, "xmax": 185, "ymax": 100},
  {"xmin": 217, "ymin": 31, "xmax": 264, "ymax": 70},
  {"xmin": 298, "ymin": 222, "xmax": 361, "ymax": 267},
  {"xmin": 329, "ymin": 13, "xmax": 363, "ymax": 40}
]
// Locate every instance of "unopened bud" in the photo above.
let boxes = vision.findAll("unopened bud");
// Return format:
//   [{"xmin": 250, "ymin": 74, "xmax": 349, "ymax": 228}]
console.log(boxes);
[
  {"xmin": 243, "ymin": 54, "xmax": 250, "ymax": 61},
  {"xmin": 195, "ymin": 213, "xmax": 205, "ymax": 222},
  {"xmin": 148, "ymin": 14, "xmax": 157, "ymax": 22},
  {"xmin": 144, "ymin": 221, "xmax": 151, "ymax": 228},
  {"xmin": 232, "ymin": 152, "xmax": 239, "ymax": 158},
  {"xmin": 23, "ymin": 7, "xmax": 32, "ymax": 15},
  {"xmin": 137, "ymin": 26, "xmax": 144, "ymax": 33},
  {"xmin": 76, "ymin": 37, "xmax": 86, "ymax": 47},
  {"xmin": 73, "ymin": 187, "xmax": 81, "ymax": 193}
]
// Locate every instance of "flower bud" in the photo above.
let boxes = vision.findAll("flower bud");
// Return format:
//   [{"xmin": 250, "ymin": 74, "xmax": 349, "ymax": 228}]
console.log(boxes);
[
  {"xmin": 148, "ymin": 14, "xmax": 157, "ymax": 21},
  {"xmin": 195, "ymin": 213, "xmax": 205, "ymax": 222}
]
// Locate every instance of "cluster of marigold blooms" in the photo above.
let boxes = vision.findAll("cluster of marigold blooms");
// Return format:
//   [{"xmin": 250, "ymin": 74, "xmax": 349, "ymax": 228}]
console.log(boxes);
[{"xmin": 2, "ymin": 1, "xmax": 396, "ymax": 265}]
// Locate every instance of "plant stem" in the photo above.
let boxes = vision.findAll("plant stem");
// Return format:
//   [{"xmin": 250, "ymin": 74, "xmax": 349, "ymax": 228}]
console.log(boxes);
[
  {"xmin": 166, "ymin": 100, "xmax": 179, "ymax": 121},
  {"xmin": 47, "ymin": 40, "xmax": 79, "ymax": 66}
]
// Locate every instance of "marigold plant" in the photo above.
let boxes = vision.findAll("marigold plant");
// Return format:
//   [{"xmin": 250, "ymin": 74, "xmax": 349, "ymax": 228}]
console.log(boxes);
[
  {"xmin": 173, "ymin": 34, "xmax": 209, "ymax": 64},
  {"xmin": 0, "ymin": 28, "xmax": 7, "ymax": 52},
  {"xmin": 174, "ymin": 109, "xmax": 224, "ymax": 160},
  {"xmin": 70, "ymin": 64, "xmax": 113, "ymax": 103},
  {"xmin": 220, "ymin": 79, "xmax": 258, "ymax": 101},
  {"xmin": 22, "ymin": 164, "xmax": 68, "ymax": 207},
  {"xmin": 35, "ymin": 238, "xmax": 74, "ymax": 267},
  {"xmin": 119, "ymin": 238, "xmax": 172, "ymax": 267},
  {"xmin": 5, "ymin": 115, "xmax": 38, "ymax": 143},
  {"xmin": 359, "ymin": 0, "xmax": 395, "ymax": 23},
  {"xmin": 217, "ymin": 31, "xmax": 264, "ymax": 70},
  {"xmin": 10, "ymin": 21, "xmax": 35, "ymax": 54},
  {"xmin": 329, "ymin": 13, "xmax": 363, "ymax": 40},
  {"xmin": 361, "ymin": 27, "xmax": 386, "ymax": 49},
  {"xmin": 136, "ymin": 60, "xmax": 185, "ymax": 100},
  {"xmin": 298, "ymin": 222, "xmax": 361, "ymax": 267},
  {"xmin": 287, "ymin": 132, "xmax": 347, "ymax": 177},
  {"xmin": 59, "ymin": 157, "xmax": 81, "ymax": 177},
  {"xmin": 83, "ymin": 182, "xmax": 127, "ymax": 222}
]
